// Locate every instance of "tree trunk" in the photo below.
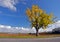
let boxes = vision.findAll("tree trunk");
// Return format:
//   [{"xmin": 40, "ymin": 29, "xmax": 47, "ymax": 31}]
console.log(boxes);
[
  {"xmin": 35, "ymin": 18, "xmax": 39, "ymax": 36},
  {"xmin": 36, "ymin": 28, "xmax": 39, "ymax": 36}
]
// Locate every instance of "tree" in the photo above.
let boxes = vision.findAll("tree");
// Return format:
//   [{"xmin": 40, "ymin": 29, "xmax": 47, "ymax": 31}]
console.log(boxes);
[{"xmin": 26, "ymin": 5, "xmax": 54, "ymax": 36}]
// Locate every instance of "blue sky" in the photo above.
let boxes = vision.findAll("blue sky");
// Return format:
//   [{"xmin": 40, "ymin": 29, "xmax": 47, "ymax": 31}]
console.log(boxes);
[{"xmin": 0, "ymin": 0, "xmax": 60, "ymax": 28}]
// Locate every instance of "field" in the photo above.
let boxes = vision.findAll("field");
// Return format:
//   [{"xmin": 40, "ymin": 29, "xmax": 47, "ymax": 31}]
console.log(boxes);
[{"xmin": 0, "ymin": 33, "xmax": 60, "ymax": 38}]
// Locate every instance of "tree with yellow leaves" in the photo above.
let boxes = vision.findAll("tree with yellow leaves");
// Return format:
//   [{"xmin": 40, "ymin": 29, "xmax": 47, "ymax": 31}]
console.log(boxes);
[{"xmin": 26, "ymin": 5, "xmax": 54, "ymax": 36}]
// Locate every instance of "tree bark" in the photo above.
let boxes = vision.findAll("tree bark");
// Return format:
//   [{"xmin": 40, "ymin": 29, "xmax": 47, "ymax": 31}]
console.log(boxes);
[
  {"xmin": 35, "ymin": 18, "xmax": 39, "ymax": 36},
  {"xmin": 36, "ymin": 28, "xmax": 39, "ymax": 36}
]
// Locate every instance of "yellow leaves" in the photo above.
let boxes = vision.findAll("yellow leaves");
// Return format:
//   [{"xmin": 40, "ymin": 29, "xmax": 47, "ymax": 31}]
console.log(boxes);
[
  {"xmin": 32, "ymin": 5, "xmax": 38, "ymax": 10},
  {"xmin": 26, "ymin": 8, "xmax": 31, "ymax": 20},
  {"xmin": 26, "ymin": 8, "xmax": 31, "ymax": 15},
  {"xmin": 26, "ymin": 5, "xmax": 54, "ymax": 29},
  {"xmin": 32, "ymin": 5, "xmax": 39, "ymax": 14},
  {"xmin": 34, "ymin": 5, "xmax": 39, "ymax": 12},
  {"xmin": 32, "ymin": 5, "xmax": 35, "ymax": 14},
  {"xmin": 39, "ymin": 9, "xmax": 43, "ymax": 14},
  {"xmin": 32, "ymin": 5, "xmax": 35, "ymax": 9}
]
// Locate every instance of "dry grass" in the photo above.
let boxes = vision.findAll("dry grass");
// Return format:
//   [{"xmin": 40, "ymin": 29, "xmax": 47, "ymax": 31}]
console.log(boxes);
[{"xmin": 0, "ymin": 33, "xmax": 60, "ymax": 38}]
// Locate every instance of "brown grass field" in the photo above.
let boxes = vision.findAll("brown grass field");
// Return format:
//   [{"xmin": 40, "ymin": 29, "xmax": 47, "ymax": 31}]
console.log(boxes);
[{"xmin": 0, "ymin": 33, "xmax": 60, "ymax": 38}]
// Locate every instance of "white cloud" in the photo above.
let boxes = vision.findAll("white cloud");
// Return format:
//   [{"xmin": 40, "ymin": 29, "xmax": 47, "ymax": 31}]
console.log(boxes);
[
  {"xmin": 0, "ymin": 25, "xmax": 53, "ymax": 33},
  {"xmin": 0, "ymin": 20, "xmax": 60, "ymax": 33},
  {"xmin": 0, "ymin": 0, "xmax": 18, "ymax": 11}
]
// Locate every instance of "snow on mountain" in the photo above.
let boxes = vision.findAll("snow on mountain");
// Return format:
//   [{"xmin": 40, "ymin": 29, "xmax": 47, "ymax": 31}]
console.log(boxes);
[{"xmin": 0, "ymin": 20, "xmax": 60, "ymax": 33}]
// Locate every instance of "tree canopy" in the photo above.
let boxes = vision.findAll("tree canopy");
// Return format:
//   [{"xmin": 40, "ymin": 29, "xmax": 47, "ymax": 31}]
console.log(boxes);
[
  {"xmin": 26, "ymin": 5, "xmax": 54, "ymax": 36},
  {"xmin": 26, "ymin": 5, "xmax": 54, "ymax": 29}
]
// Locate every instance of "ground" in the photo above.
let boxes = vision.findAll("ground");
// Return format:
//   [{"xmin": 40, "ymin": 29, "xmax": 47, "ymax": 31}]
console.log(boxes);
[{"xmin": 0, "ymin": 33, "xmax": 60, "ymax": 38}]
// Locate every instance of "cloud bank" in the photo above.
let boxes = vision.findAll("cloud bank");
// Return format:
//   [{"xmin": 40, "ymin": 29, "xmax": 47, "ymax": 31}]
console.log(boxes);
[
  {"xmin": 0, "ymin": 25, "xmax": 51, "ymax": 33},
  {"xmin": 0, "ymin": 20, "xmax": 60, "ymax": 33}
]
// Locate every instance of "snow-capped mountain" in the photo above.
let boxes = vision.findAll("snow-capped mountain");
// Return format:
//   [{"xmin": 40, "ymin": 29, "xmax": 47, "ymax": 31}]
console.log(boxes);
[{"xmin": 0, "ymin": 20, "xmax": 60, "ymax": 33}]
